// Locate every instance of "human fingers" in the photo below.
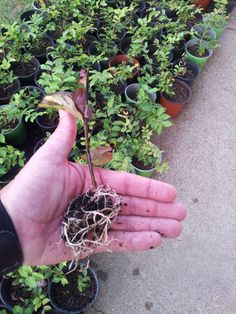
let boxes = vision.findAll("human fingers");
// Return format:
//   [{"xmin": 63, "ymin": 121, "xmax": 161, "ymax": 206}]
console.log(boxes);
[
  {"xmin": 110, "ymin": 216, "xmax": 182, "ymax": 238},
  {"xmin": 120, "ymin": 197, "xmax": 186, "ymax": 221},
  {"xmin": 79, "ymin": 167, "xmax": 177, "ymax": 203},
  {"xmin": 38, "ymin": 110, "xmax": 77, "ymax": 161},
  {"xmin": 95, "ymin": 231, "xmax": 162, "ymax": 253}
]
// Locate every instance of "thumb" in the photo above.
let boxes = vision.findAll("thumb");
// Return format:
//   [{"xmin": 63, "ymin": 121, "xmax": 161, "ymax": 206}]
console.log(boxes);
[{"xmin": 42, "ymin": 110, "xmax": 77, "ymax": 161}]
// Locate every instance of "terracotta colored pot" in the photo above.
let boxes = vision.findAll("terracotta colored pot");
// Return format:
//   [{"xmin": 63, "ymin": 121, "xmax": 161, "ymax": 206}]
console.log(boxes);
[
  {"xmin": 108, "ymin": 55, "xmax": 140, "ymax": 79},
  {"xmin": 160, "ymin": 80, "xmax": 192, "ymax": 117},
  {"xmin": 195, "ymin": 0, "xmax": 211, "ymax": 10}
]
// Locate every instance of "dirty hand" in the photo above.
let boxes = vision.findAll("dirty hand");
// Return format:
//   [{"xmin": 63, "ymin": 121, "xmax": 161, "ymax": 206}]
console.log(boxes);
[{"xmin": 0, "ymin": 111, "xmax": 186, "ymax": 265}]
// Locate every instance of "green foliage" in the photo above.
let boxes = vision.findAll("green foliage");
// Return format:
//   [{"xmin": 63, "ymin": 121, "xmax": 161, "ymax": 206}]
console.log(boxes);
[
  {"xmin": 0, "ymin": 144, "xmax": 25, "ymax": 178},
  {"xmin": 77, "ymin": 270, "xmax": 90, "ymax": 293}
]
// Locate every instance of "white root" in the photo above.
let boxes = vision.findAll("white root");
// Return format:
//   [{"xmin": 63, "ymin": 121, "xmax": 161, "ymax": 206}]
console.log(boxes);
[{"xmin": 61, "ymin": 185, "xmax": 121, "ymax": 262}]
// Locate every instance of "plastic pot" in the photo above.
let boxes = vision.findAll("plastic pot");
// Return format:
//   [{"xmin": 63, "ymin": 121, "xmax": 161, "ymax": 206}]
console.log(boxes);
[
  {"xmin": 0, "ymin": 79, "xmax": 21, "ymax": 105},
  {"xmin": 14, "ymin": 57, "xmax": 40, "ymax": 86},
  {"xmin": 97, "ymin": 27, "xmax": 126, "ymax": 44},
  {"xmin": 0, "ymin": 278, "xmax": 13, "ymax": 309},
  {"xmin": 195, "ymin": 0, "xmax": 211, "ymax": 10},
  {"xmin": 48, "ymin": 267, "xmax": 99, "ymax": 314},
  {"xmin": 160, "ymin": 80, "xmax": 192, "ymax": 117},
  {"xmin": 109, "ymin": 55, "xmax": 140, "ymax": 80},
  {"xmin": 172, "ymin": 40, "xmax": 186, "ymax": 60},
  {"xmin": 191, "ymin": 25, "xmax": 216, "ymax": 43},
  {"xmin": 19, "ymin": 9, "xmax": 43, "ymax": 22},
  {"xmin": 33, "ymin": 137, "xmax": 46, "ymax": 154},
  {"xmin": 125, "ymin": 83, "xmax": 156, "ymax": 104},
  {"xmin": 227, "ymin": 1, "xmax": 236, "ymax": 14},
  {"xmin": 0, "ymin": 105, "xmax": 28, "ymax": 146},
  {"xmin": 185, "ymin": 39, "xmax": 213, "ymax": 69},
  {"xmin": 172, "ymin": 59, "xmax": 200, "ymax": 86},
  {"xmin": 25, "ymin": 36, "xmax": 55, "ymax": 64},
  {"xmin": 203, "ymin": 15, "xmax": 228, "ymax": 39},
  {"xmin": 36, "ymin": 110, "xmax": 59, "ymax": 133},
  {"xmin": 0, "ymin": 304, "xmax": 11, "ymax": 313},
  {"xmin": 34, "ymin": 70, "xmax": 43, "ymax": 90},
  {"xmin": 132, "ymin": 163, "xmax": 156, "ymax": 178}
]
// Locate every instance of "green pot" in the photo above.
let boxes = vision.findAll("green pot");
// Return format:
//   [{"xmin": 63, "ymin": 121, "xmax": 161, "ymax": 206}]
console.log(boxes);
[
  {"xmin": 1, "ymin": 105, "xmax": 28, "ymax": 146},
  {"xmin": 185, "ymin": 39, "xmax": 213, "ymax": 69},
  {"xmin": 132, "ymin": 164, "xmax": 156, "ymax": 178}
]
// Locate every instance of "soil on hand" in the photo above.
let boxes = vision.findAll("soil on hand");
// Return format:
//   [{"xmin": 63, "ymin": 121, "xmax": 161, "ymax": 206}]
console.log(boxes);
[
  {"xmin": 188, "ymin": 44, "xmax": 210, "ymax": 58},
  {"xmin": 13, "ymin": 60, "xmax": 38, "ymax": 77},
  {"xmin": 50, "ymin": 268, "xmax": 97, "ymax": 312},
  {"xmin": 62, "ymin": 191, "xmax": 114, "ymax": 244},
  {"xmin": 0, "ymin": 80, "xmax": 19, "ymax": 98},
  {"xmin": 29, "ymin": 37, "xmax": 53, "ymax": 56},
  {"xmin": 164, "ymin": 81, "xmax": 190, "ymax": 103},
  {"xmin": 132, "ymin": 158, "xmax": 154, "ymax": 171}
]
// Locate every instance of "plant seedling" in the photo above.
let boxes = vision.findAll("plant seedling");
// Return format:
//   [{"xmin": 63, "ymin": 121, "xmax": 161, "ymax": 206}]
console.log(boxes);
[{"xmin": 39, "ymin": 69, "xmax": 121, "ymax": 262}]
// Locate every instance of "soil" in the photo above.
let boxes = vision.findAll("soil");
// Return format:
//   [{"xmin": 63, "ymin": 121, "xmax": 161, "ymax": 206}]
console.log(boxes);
[
  {"xmin": 187, "ymin": 45, "xmax": 210, "ymax": 58},
  {"xmin": 62, "ymin": 191, "xmax": 113, "ymax": 243},
  {"xmin": 179, "ymin": 67, "xmax": 196, "ymax": 80},
  {"xmin": 132, "ymin": 158, "xmax": 154, "ymax": 171},
  {"xmin": 110, "ymin": 82, "xmax": 125, "ymax": 95},
  {"xmin": 9, "ymin": 284, "xmax": 32, "ymax": 306},
  {"xmin": 164, "ymin": 81, "xmax": 190, "ymax": 103},
  {"xmin": 0, "ymin": 80, "xmax": 19, "ymax": 98},
  {"xmin": 13, "ymin": 60, "xmax": 38, "ymax": 77},
  {"xmin": 50, "ymin": 268, "xmax": 97, "ymax": 311},
  {"xmin": 37, "ymin": 111, "xmax": 59, "ymax": 127},
  {"xmin": 29, "ymin": 37, "xmax": 53, "ymax": 56}
]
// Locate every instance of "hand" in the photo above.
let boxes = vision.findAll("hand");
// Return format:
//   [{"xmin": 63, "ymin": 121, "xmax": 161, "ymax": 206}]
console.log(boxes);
[{"xmin": 0, "ymin": 111, "xmax": 186, "ymax": 266}]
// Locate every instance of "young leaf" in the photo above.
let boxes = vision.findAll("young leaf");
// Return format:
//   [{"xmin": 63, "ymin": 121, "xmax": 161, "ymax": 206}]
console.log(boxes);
[{"xmin": 82, "ymin": 146, "xmax": 113, "ymax": 166}]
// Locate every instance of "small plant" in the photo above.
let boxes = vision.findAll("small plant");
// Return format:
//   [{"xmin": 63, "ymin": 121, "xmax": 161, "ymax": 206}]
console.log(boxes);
[
  {"xmin": 0, "ymin": 145, "xmax": 25, "ymax": 178},
  {"xmin": 0, "ymin": 104, "xmax": 22, "ymax": 133},
  {"xmin": 77, "ymin": 269, "xmax": 90, "ymax": 293},
  {"xmin": 38, "ymin": 59, "xmax": 80, "ymax": 93},
  {"xmin": 39, "ymin": 70, "xmax": 121, "ymax": 262},
  {"xmin": 0, "ymin": 54, "xmax": 17, "ymax": 97}
]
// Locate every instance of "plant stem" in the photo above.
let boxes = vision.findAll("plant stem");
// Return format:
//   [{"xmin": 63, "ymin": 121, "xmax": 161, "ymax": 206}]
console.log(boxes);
[{"xmin": 84, "ymin": 117, "xmax": 97, "ymax": 190}]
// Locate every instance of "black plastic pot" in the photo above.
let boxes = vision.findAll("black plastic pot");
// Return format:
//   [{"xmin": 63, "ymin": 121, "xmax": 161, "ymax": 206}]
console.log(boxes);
[
  {"xmin": 19, "ymin": 9, "xmax": 43, "ymax": 22},
  {"xmin": 97, "ymin": 27, "xmax": 126, "ymax": 44},
  {"xmin": 17, "ymin": 85, "xmax": 45, "ymax": 106},
  {"xmin": 0, "ymin": 79, "xmax": 21, "ymax": 105},
  {"xmin": 34, "ymin": 70, "xmax": 43, "ymax": 90},
  {"xmin": 25, "ymin": 36, "xmax": 55, "ymax": 64},
  {"xmin": 172, "ymin": 59, "xmax": 200, "ymax": 86},
  {"xmin": 0, "ymin": 278, "xmax": 14, "ymax": 309},
  {"xmin": 119, "ymin": 36, "xmax": 131, "ymax": 55},
  {"xmin": 0, "ymin": 304, "xmax": 11, "ymax": 313},
  {"xmin": 14, "ymin": 57, "xmax": 40, "ymax": 87},
  {"xmin": 48, "ymin": 267, "xmax": 99, "ymax": 314},
  {"xmin": 36, "ymin": 110, "xmax": 59, "ymax": 133},
  {"xmin": 33, "ymin": 137, "xmax": 46, "ymax": 154},
  {"xmin": 172, "ymin": 40, "xmax": 186, "ymax": 61}
]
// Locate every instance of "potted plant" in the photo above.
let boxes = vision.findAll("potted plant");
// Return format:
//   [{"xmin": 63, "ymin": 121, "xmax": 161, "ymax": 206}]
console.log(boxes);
[
  {"xmin": 204, "ymin": 10, "xmax": 228, "ymax": 38},
  {"xmin": 24, "ymin": 13, "xmax": 54, "ymax": 63},
  {"xmin": 0, "ymin": 104, "xmax": 28, "ymax": 146},
  {"xmin": 0, "ymin": 55, "xmax": 20, "ymax": 105},
  {"xmin": 185, "ymin": 38, "xmax": 214, "ymax": 68},
  {"xmin": 109, "ymin": 55, "xmax": 140, "ymax": 81},
  {"xmin": 0, "ymin": 144, "xmax": 25, "ymax": 187},
  {"xmin": 172, "ymin": 59, "xmax": 200, "ymax": 86},
  {"xmin": 160, "ymin": 78, "xmax": 192, "ymax": 117},
  {"xmin": 48, "ymin": 263, "xmax": 99, "ymax": 314},
  {"xmin": 125, "ymin": 83, "xmax": 156, "ymax": 104},
  {"xmin": 191, "ymin": 24, "xmax": 217, "ymax": 42},
  {"xmin": 0, "ymin": 265, "xmax": 52, "ymax": 313},
  {"xmin": 88, "ymin": 40, "xmax": 118, "ymax": 70}
]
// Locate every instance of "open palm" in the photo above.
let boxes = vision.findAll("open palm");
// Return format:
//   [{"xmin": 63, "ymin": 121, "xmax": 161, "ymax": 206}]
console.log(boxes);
[{"xmin": 0, "ymin": 111, "xmax": 186, "ymax": 266}]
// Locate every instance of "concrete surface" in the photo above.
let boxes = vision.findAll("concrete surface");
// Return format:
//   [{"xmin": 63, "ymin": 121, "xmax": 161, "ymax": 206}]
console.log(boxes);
[{"xmin": 87, "ymin": 10, "xmax": 236, "ymax": 314}]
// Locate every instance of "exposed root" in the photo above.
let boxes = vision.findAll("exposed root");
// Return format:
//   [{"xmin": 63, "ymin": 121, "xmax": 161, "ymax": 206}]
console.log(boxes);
[{"xmin": 61, "ymin": 185, "xmax": 121, "ymax": 262}]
